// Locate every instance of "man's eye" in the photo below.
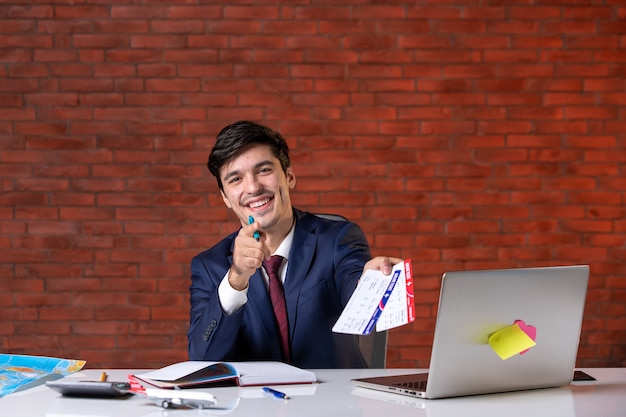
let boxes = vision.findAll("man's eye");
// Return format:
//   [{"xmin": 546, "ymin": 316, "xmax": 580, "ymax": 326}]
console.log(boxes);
[
  {"xmin": 258, "ymin": 167, "xmax": 272, "ymax": 174},
  {"xmin": 227, "ymin": 177, "xmax": 241, "ymax": 184}
]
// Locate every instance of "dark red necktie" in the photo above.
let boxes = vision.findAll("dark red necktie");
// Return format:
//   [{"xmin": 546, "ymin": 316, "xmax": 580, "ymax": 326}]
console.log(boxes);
[{"xmin": 263, "ymin": 255, "xmax": 290, "ymax": 361}]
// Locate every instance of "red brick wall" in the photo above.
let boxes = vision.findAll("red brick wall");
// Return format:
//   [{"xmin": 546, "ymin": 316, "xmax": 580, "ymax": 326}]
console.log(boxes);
[{"xmin": 1, "ymin": 2, "xmax": 625, "ymax": 369}]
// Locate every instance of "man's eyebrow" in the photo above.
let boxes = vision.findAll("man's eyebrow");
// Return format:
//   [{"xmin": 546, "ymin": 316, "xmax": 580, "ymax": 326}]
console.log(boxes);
[{"xmin": 222, "ymin": 159, "xmax": 276, "ymax": 182}]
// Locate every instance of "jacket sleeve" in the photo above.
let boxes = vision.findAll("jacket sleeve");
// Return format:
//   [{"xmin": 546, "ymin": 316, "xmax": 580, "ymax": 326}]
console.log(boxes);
[
  {"xmin": 187, "ymin": 254, "xmax": 243, "ymax": 361},
  {"xmin": 330, "ymin": 221, "xmax": 372, "ymax": 306}
]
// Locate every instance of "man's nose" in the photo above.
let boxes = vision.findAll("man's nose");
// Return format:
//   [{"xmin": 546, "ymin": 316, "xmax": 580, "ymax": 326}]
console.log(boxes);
[{"xmin": 245, "ymin": 174, "xmax": 263, "ymax": 193}]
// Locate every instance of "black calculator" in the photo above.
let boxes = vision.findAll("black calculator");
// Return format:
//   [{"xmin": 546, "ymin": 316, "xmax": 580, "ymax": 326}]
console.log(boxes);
[{"xmin": 46, "ymin": 380, "xmax": 132, "ymax": 397}]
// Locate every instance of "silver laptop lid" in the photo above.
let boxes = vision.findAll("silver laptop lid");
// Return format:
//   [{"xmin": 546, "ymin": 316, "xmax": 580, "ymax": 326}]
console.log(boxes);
[{"xmin": 425, "ymin": 265, "xmax": 589, "ymax": 399}]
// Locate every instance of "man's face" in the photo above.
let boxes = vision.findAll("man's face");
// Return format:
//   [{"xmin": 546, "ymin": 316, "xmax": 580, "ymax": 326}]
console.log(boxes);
[{"xmin": 218, "ymin": 144, "xmax": 296, "ymax": 232}]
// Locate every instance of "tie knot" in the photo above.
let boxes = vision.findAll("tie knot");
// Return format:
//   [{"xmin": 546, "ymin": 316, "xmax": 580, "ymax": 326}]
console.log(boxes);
[{"xmin": 263, "ymin": 255, "xmax": 284, "ymax": 277}]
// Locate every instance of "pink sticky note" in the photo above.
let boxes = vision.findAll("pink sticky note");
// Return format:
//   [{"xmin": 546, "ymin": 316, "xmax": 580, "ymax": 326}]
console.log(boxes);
[{"xmin": 514, "ymin": 320, "xmax": 536, "ymax": 355}]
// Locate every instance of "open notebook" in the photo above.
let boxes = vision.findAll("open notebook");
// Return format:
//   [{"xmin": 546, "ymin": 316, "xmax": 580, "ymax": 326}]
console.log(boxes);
[
  {"xmin": 133, "ymin": 361, "xmax": 316, "ymax": 388},
  {"xmin": 353, "ymin": 265, "xmax": 589, "ymax": 399}
]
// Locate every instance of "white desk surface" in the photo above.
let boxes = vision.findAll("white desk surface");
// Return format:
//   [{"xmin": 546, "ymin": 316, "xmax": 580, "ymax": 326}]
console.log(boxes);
[{"xmin": 2, "ymin": 368, "xmax": 624, "ymax": 417}]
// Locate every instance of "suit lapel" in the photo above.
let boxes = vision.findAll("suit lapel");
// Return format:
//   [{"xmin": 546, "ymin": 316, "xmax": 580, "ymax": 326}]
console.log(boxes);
[{"xmin": 284, "ymin": 212, "xmax": 317, "ymax": 340}]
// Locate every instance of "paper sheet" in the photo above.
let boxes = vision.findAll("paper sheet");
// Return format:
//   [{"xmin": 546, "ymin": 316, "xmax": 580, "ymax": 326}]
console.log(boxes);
[
  {"xmin": 0, "ymin": 354, "xmax": 86, "ymax": 397},
  {"xmin": 332, "ymin": 259, "xmax": 414, "ymax": 335}
]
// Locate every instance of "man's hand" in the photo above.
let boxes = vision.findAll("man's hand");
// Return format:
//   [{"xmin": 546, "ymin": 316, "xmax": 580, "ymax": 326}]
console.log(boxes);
[
  {"xmin": 363, "ymin": 256, "xmax": 404, "ymax": 276},
  {"xmin": 228, "ymin": 222, "xmax": 270, "ymax": 291}
]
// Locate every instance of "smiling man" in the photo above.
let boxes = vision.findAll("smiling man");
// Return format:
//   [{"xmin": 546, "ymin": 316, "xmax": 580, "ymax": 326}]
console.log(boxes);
[{"xmin": 187, "ymin": 120, "xmax": 401, "ymax": 368}]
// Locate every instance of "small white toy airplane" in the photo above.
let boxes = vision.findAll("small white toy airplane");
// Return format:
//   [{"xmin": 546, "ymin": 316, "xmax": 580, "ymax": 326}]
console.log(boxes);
[{"xmin": 128, "ymin": 375, "xmax": 217, "ymax": 409}]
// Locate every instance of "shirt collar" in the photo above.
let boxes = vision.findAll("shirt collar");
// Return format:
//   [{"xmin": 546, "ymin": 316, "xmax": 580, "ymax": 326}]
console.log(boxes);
[{"xmin": 273, "ymin": 219, "xmax": 295, "ymax": 261}]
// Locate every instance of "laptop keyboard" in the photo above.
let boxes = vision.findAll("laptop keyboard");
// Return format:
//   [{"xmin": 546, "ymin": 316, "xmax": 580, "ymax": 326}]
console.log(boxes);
[{"xmin": 391, "ymin": 379, "xmax": 428, "ymax": 391}]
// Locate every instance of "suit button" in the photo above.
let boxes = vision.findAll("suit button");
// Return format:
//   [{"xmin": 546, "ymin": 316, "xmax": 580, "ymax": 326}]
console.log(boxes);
[{"xmin": 203, "ymin": 320, "xmax": 217, "ymax": 341}]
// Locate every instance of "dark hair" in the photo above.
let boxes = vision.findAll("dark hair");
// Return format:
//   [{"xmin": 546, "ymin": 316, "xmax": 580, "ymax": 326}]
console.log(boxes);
[{"xmin": 207, "ymin": 120, "xmax": 291, "ymax": 190}]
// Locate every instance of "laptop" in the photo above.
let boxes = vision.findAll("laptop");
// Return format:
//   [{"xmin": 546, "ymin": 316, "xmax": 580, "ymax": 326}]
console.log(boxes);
[
  {"xmin": 351, "ymin": 385, "xmax": 575, "ymax": 416},
  {"xmin": 352, "ymin": 265, "xmax": 589, "ymax": 399}
]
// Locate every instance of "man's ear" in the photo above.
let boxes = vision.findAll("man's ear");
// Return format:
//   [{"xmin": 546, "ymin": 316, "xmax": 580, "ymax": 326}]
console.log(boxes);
[
  {"xmin": 220, "ymin": 190, "xmax": 232, "ymax": 209},
  {"xmin": 287, "ymin": 167, "xmax": 296, "ymax": 189}
]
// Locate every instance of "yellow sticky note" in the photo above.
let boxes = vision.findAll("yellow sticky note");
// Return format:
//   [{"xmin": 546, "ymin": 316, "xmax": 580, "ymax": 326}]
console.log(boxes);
[{"xmin": 488, "ymin": 323, "xmax": 537, "ymax": 360}]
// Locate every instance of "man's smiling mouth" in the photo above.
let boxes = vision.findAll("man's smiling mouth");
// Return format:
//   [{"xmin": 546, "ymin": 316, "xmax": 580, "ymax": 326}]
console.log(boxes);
[{"xmin": 248, "ymin": 197, "xmax": 272, "ymax": 209}]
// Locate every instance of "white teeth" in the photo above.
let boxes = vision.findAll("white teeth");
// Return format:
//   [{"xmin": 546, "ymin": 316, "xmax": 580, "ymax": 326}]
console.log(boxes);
[{"xmin": 249, "ymin": 198, "xmax": 270, "ymax": 208}]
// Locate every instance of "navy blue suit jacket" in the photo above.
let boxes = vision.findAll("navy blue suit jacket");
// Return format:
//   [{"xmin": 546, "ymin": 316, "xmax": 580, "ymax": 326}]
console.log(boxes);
[{"xmin": 188, "ymin": 208, "xmax": 372, "ymax": 368}]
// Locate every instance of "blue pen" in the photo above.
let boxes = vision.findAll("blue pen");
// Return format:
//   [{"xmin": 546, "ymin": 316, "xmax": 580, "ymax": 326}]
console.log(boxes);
[
  {"xmin": 248, "ymin": 216, "xmax": 260, "ymax": 241},
  {"xmin": 262, "ymin": 386, "xmax": 290, "ymax": 399}
]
